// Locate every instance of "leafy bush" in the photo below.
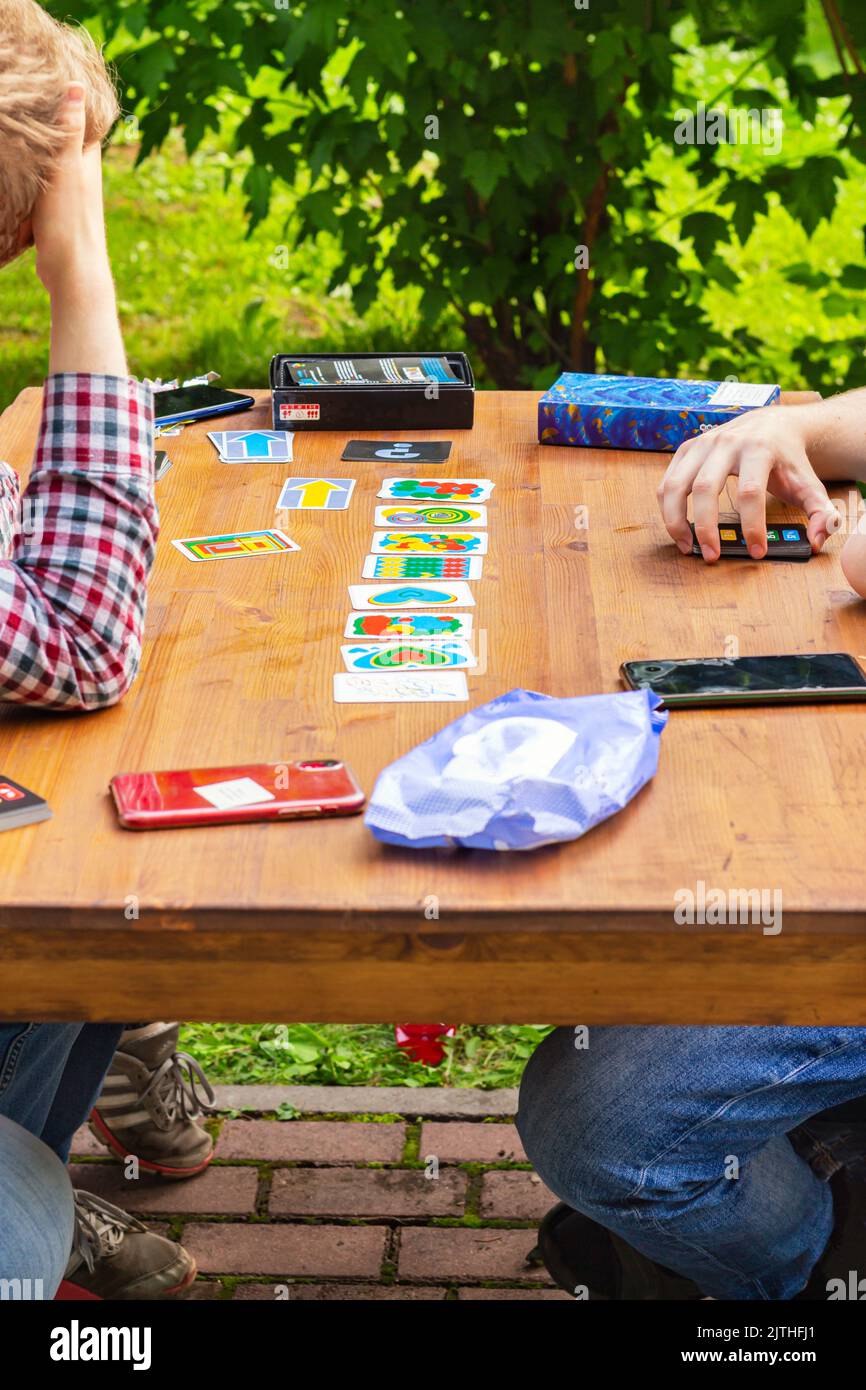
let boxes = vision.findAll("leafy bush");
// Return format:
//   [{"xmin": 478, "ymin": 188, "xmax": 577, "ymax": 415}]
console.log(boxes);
[{"xmin": 51, "ymin": 0, "xmax": 866, "ymax": 388}]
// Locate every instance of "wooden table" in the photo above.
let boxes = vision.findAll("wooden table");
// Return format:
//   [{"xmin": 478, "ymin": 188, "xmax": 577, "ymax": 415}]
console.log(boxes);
[{"xmin": 1, "ymin": 388, "xmax": 864, "ymax": 1025}]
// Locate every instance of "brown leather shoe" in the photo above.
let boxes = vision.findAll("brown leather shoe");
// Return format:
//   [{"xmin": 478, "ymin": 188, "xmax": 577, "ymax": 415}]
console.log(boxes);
[
  {"xmin": 64, "ymin": 1190, "xmax": 196, "ymax": 1299},
  {"xmin": 90, "ymin": 1022, "xmax": 214, "ymax": 1178}
]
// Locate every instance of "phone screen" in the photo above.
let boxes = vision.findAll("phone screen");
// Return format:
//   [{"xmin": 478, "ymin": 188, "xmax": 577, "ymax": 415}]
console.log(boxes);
[
  {"xmin": 154, "ymin": 385, "xmax": 253, "ymax": 422},
  {"xmin": 622, "ymin": 653, "xmax": 866, "ymax": 704}
]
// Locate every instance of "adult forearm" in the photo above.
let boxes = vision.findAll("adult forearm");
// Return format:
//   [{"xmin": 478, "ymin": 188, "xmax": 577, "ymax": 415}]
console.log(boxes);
[
  {"xmin": 790, "ymin": 389, "xmax": 866, "ymax": 482},
  {"xmin": 49, "ymin": 263, "xmax": 126, "ymax": 377}
]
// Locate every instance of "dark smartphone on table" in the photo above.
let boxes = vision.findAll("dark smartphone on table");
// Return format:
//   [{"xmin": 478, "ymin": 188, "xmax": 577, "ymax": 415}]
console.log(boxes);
[
  {"xmin": 154, "ymin": 384, "xmax": 255, "ymax": 426},
  {"xmin": 689, "ymin": 521, "xmax": 811, "ymax": 561},
  {"xmin": 620, "ymin": 653, "xmax": 866, "ymax": 708}
]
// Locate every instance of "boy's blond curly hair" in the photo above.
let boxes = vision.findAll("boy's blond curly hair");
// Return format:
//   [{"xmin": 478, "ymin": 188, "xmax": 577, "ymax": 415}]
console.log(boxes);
[{"xmin": 0, "ymin": 0, "xmax": 118, "ymax": 265}]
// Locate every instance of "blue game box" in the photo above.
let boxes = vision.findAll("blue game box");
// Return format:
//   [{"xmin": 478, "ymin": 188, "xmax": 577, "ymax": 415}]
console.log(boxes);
[{"xmin": 538, "ymin": 373, "xmax": 781, "ymax": 453}]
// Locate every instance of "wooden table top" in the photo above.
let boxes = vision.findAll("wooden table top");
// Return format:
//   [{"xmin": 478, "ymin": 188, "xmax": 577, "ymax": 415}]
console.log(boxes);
[{"xmin": 1, "ymin": 386, "xmax": 864, "ymax": 1025}]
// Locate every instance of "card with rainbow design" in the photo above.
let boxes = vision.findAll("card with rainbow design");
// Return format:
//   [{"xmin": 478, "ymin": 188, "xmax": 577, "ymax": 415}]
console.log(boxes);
[{"xmin": 172, "ymin": 529, "xmax": 299, "ymax": 562}]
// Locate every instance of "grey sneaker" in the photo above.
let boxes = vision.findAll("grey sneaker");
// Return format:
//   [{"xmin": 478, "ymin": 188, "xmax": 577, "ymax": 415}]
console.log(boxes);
[
  {"xmin": 90, "ymin": 1022, "xmax": 215, "ymax": 1178},
  {"xmin": 64, "ymin": 1190, "xmax": 196, "ymax": 1300}
]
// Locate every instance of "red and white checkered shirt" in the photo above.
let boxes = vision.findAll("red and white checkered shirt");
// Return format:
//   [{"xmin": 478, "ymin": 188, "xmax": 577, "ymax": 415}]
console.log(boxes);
[{"xmin": 0, "ymin": 373, "xmax": 158, "ymax": 708}]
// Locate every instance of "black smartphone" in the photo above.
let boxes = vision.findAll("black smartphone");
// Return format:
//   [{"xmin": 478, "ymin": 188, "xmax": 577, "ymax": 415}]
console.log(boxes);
[
  {"xmin": 154, "ymin": 385, "xmax": 255, "ymax": 426},
  {"xmin": 690, "ymin": 521, "xmax": 811, "ymax": 561},
  {"xmin": 620, "ymin": 653, "xmax": 866, "ymax": 708}
]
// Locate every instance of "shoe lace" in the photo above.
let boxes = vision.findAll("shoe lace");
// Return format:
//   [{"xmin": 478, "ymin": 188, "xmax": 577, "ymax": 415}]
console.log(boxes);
[
  {"xmin": 139, "ymin": 1050, "xmax": 216, "ymax": 1122},
  {"xmin": 72, "ymin": 1190, "xmax": 146, "ymax": 1272}
]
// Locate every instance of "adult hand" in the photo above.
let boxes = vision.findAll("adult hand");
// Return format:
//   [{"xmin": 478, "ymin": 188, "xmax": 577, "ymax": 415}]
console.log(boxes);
[{"xmin": 657, "ymin": 405, "xmax": 840, "ymax": 562}]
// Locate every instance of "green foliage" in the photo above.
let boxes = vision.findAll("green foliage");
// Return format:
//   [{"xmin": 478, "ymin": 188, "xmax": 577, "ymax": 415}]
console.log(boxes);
[
  {"xmin": 180, "ymin": 1022, "xmax": 552, "ymax": 1089},
  {"xmin": 48, "ymin": 0, "xmax": 866, "ymax": 387}
]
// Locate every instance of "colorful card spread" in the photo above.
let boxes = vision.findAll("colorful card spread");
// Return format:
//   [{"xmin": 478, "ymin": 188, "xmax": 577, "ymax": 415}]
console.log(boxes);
[
  {"xmin": 342, "ymin": 440, "xmax": 452, "ymax": 463},
  {"xmin": 208, "ymin": 430, "xmax": 293, "ymax": 463},
  {"xmin": 378, "ymin": 478, "xmax": 495, "ymax": 502},
  {"xmin": 344, "ymin": 611, "xmax": 473, "ymax": 640},
  {"xmin": 172, "ymin": 529, "xmax": 299, "ymax": 562},
  {"xmin": 370, "ymin": 530, "xmax": 488, "ymax": 555},
  {"xmin": 333, "ymin": 672, "xmax": 469, "ymax": 703},
  {"xmin": 348, "ymin": 582, "xmax": 476, "ymax": 610},
  {"xmin": 342, "ymin": 639, "xmax": 475, "ymax": 672},
  {"xmin": 362, "ymin": 554, "xmax": 483, "ymax": 580},
  {"xmin": 374, "ymin": 503, "xmax": 487, "ymax": 528},
  {"xmin": 276, "ymin": 477, "xmax": 356, "ymax": 511}
]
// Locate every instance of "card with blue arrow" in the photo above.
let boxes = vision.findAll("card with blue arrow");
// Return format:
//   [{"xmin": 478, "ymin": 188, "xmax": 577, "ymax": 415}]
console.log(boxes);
[
  {"xmin": 208, "ymin": 430, "xmax": 293, "ymax": 463},
  {"xmin": 276, "ymin": 477, "xmax": 356, "ymax": 511}
]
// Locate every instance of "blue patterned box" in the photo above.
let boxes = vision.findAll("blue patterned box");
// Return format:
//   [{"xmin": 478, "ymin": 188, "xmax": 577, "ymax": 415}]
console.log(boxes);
[{"xmin": 538, "ymin": 373, "xmax": 780, "ymax": 453}]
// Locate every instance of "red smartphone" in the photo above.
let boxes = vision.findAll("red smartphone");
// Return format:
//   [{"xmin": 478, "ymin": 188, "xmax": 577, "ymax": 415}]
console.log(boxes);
[{"xmin": 109, "ymin": 759, "xmax": 365, "ymax": 830}]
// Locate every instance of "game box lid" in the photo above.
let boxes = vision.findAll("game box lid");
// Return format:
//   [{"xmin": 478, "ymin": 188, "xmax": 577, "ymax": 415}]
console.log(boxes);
[{"xmin": 270, "ymin": 352, "xmax": 475, "ymax": 431}]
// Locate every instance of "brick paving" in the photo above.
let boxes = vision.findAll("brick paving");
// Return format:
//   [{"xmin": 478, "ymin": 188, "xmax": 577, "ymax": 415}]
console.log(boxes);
[{"xmin": 69, "ymin": 1088, "xmax": 571, "ymax": 1300}]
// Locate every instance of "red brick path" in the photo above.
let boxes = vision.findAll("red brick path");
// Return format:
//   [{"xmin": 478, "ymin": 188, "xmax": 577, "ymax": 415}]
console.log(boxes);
[{"xmin": 70, "ymin": 1103, "xmax": 571, "ymax": 1300}]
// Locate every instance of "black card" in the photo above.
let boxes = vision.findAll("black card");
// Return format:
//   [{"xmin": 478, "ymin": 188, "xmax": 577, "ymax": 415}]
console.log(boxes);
[
  {"xmin": 341, "ymin": 439, "xmax": 453, "ymax": 463},
  {"xmin": 155, "ymin": 450, "xmax": 173, "ymax": 480},
  {"xmin": 0, "ymin": 775, "xmax": 51, "ymax": 831},
  {"xmin": 689, "ymin": 521, "xmax": 811, "ymax": 562}
]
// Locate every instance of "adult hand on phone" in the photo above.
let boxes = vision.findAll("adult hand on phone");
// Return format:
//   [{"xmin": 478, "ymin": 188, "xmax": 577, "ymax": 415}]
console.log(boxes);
[
  {"xmin": 657, "ymin": 405, "xmax": 840, "ymax": 562},
  {"xmin": 29, "ymin": 81, "xmax": 126, "ymax": 377}
]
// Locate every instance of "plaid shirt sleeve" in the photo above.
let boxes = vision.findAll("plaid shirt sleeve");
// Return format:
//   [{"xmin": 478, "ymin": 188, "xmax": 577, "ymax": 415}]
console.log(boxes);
[
  {"xmin": 0, "ymin": 461, "xmax": 17, "ymax": 557},
  {"xmin": 0, "ymin": 374, "xmax": 158, "ymax": 709}
]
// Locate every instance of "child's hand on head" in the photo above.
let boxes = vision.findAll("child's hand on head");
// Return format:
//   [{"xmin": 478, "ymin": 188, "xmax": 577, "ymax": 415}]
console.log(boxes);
[{"xmin": 31, "ymin": 81, "xmax": 111, "ymax": 298}]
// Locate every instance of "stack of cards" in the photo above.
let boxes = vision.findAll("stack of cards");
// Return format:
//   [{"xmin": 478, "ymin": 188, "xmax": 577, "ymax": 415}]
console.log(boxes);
[
  {"xmin": 208, "ymin": 430, "xmax": 294, "ymax": 464},
  {"xmin": 0, "ymin": 776, "xmax": 51, "ymax": 832},
  {"xmin": 334, "ymin": 475, "xmax": 496, "ymax": 704}
]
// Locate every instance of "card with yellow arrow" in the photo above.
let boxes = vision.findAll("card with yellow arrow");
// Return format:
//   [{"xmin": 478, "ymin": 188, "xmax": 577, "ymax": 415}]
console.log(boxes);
[{"xmin": 276, "ymin": 477, "xmax": 356, "ymax": 511}]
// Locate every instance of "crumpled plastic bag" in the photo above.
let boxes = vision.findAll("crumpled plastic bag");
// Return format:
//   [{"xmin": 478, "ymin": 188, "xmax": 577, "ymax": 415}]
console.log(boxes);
[{"xmin": 365, "ymin": 686, "xmax": 667, "ymax": 850}]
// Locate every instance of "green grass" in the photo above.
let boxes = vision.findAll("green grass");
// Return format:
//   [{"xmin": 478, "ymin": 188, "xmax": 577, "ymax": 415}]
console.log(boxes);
[{"xmin": 179, "ymin": 1022, "xmax": 552, "ymax": 1090}]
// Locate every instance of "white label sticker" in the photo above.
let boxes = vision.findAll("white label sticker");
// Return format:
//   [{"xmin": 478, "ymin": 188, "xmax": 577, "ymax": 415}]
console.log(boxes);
[
  {"xmin": 706, "ymin": 382, "xmax": 778, "ymax": 407},
  {"xmin": 193, "ymin": 777, "xmax": 275, "ymax": 810}
]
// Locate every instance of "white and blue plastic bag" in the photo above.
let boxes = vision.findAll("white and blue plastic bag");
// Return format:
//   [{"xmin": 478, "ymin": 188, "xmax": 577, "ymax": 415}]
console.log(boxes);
[{"xmin": 365, "ymin": 687, "xmax": 667, "ymax": 850}]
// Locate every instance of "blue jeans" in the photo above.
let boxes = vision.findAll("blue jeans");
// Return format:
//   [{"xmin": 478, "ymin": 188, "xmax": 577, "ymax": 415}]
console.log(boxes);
[
  {"xmin": 0, "ymin": 1115, "xmax": 75, "ymax": 1298},
  {"xmin": 516, "ymin": 1026, "xmax": 866, "ymax": 1300},
  {"xmin": 0, "ymin": 1023, "xmax": 122, "ymax": 1164},
  {"xmin": 0, "ymin": 1023, "xmax": 123, "ymax": 1292}
]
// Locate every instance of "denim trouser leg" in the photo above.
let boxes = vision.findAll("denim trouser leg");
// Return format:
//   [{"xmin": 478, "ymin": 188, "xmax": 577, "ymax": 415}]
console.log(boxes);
[
  {"xmin": 0, "ymin": 1115, "xmax": 75, "ymax": 1298},
  {"xmin": 516, "ymin": 1026, "xmax": 866, "ymax": 1300},
  {"xmin": 0, "ymin": 1022, "xmax": 123, "ymax": 1162}
]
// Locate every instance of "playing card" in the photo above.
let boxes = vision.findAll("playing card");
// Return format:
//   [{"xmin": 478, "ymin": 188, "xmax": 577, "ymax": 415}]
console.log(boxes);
[
  {"xmin": 373, "ymin": 503, "xmax": 487, "ymax": 528},
  {"xmin": 344, "ymin": 611, "xmax": 473, "ymax": 640},
  {"xmin": 333, "ymin": 672, "xmax": 469, "ymax": 703},
  {"xmin": 348, "ymin": 582, "xmax": 476, "ymax": 609},
  {"xmin": 341, "ymin": 639, "xmax": 476, "ymax": 672},
  {"xmin": 362, "ymin": 554, "xmax": 483, "ymax": 581},
  {"xmin": 210, "ymin": 430, "xmax": 293, "ymax": 463},
  {"xmin": 370, "ymin": 531, "xmax": 488, "ymax": 555},
  {"xmin": 341, "ymin": 440, "xmax": 452, "ymax": 463},
  {"xmin": 172, "ymin": 529, "xmax": 299, "ymax": 562},
  {"xmin": 155, "ymin": 451, "xmax": 173, "ymax": 481},
  {"xmin": 378, "ymin": 478, "xmax": 495, "ymax": 502},
  {"xmin": 276, "ymin": 477, "xmax": 356, "ymax": 511}
]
